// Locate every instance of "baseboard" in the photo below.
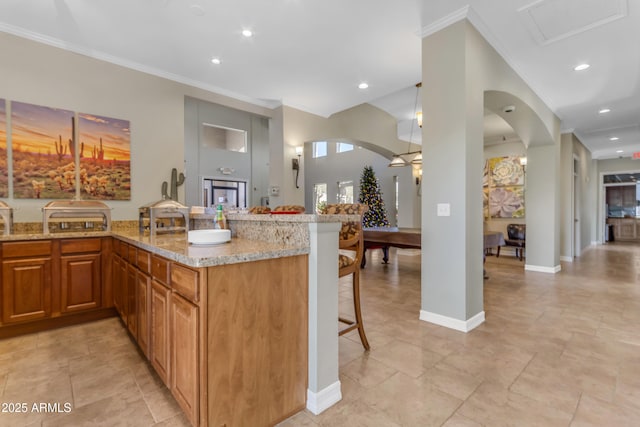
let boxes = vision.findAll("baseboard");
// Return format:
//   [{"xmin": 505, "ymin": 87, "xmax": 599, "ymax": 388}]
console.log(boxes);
[
  {"xmin": 0, "ymin": 308, "xmax": 117, "ymax": 339},
  {"xmin": 524, "ymin": 264, "xmax": 561, "ymax": 273},
  {"xmin": 560, "ymin": 256, "xmax": 573, "ymax": 262},
  {"xmin": 591, "ymin": 240, "xmax": 600, "ymax": 246},
  {"xmin": 306, "ymin": 381, "xmax": 342, "ymax": 415},
  {"xmin": 419, "ymin": 310, "xmax": 485, "ymax": 333}
]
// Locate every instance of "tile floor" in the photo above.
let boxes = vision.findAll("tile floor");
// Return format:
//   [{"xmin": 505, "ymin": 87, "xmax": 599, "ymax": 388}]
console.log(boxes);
[{"xmin": 1, "ymin": 242, "xmax": 639, "ymax": 426}]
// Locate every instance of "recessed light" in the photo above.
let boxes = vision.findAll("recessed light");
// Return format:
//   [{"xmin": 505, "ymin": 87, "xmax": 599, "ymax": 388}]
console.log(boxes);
[
  {"xmin": 574, "ymin": 63, "xmax": 590, "ymax": 71},
  {"xmin": 358, "ymin": 82, "xmax": 369, "ymax": 89},
  {"xmin": 609, "ymin": 137, "xmax": 619, "ymax": 141},
  {"xmin": 242, "ymin": 29, "xmax": 253, "ymax": 37},
  {"xmin": 599, "ymin": 108, "xmax": 611, "ymax": 114},
  {"xmin": 211, "ymin": 58, "xmax": 221, "ymax": 65},
  {"xmin": 616, "ymin": 150, "xmax": 624, "ymax": 153}
]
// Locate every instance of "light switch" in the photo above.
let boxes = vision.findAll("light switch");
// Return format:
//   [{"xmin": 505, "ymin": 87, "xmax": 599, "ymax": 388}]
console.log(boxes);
[{"xmin": 437, "ymin": 203, "xmax": 450, "ymax": 217}]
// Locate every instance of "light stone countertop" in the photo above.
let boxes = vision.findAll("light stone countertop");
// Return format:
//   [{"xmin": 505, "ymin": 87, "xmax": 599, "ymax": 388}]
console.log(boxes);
[
  {"xmin": 113, "ymin": 230, "xmax": 308, "ymax": 268},
  {"xmin": 0, "ymin": 214, "xmax": 352, "ymax": 268}
]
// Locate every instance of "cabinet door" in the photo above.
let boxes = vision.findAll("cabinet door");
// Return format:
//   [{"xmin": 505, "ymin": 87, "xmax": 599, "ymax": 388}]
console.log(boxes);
[
  {"xmin": 60, "ymin": 253, "xmax": 101, "ymax": 313},
  {"xmin": 151, "ymin": 280, "xmax": 171, "ymax": 385},
  {"xmin": 170, "ymin": 292, "xmax": 199, "ymax": 426},
  {"xmin": 127, "ymin": 264, "xmax": 137, "ymax": 336},
  {"xmin": 2, "ymin": 257, "xmax": 52, "ymax": 323},
  {"xmin": 119, "ymin": 255, "xmax": 129, "ymax": 321},
  {"xmin": 112, "ymin": 256, "xmax": 123, "ymax": 318},
  {"xmin": 137, "ymin": 270, "xmax": 151, "ymax": 359}
]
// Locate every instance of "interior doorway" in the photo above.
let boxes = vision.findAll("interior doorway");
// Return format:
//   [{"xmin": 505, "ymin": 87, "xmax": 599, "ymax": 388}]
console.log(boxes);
[{"xmin": 572, "ymin": 156, "xmax": 581, "ymax": 257}]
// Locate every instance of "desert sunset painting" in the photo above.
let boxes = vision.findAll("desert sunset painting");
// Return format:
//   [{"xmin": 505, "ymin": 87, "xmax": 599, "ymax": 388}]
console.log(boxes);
[
  {"xmin": 0, "ymin": 99, "xmax": 7, "ymax": 197},
  {"xmin": 78, "ymin": 112, "xmax": 131, "ymax": 200},
  {"xmin": 11, "ymin": 101, "xmax": 75, "ymax": 199}
]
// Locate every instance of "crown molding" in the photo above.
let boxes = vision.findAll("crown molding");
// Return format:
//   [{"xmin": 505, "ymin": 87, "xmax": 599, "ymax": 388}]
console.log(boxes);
[
  {"xmin": 0, "ymin": 23, "xmax": 280, "ymax": 111},
  {"xmin": 418, "ymin": 5, "xmax": 559, "ymax": 123},
  {"xmin": 419, "ymin": 6, "xmax": 471, "ymax": 38}
]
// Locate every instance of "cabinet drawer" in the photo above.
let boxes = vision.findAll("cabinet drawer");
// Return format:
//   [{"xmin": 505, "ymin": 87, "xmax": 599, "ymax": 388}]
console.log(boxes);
[
  {"xmin": 118, "ymin": 241, "xmax": 129, "ymax": 260},
  {"xmin": 152, "ymin": 255, "xmax": 170, "ymax": 285},
  {"xmin": 3, "ymin": 240, "xmax": 52, "ymax": 258},
  {"xmin": 171, "ymin": 264, "xmax": 199, "ymax": 303},
  {"xmin": 113, "ymin": 238, "xmax": 121, "ymax": 254},
  {"xmin": 137, "ymin": 249, "xmax": 151, "ymax": 274},
  {"xmin": 128, "ymin": 245, "xmax": 137, "ymax": 265},
  {"xmin": 61, "ymin": 238, "xmax": 102, "ymax": 254}
]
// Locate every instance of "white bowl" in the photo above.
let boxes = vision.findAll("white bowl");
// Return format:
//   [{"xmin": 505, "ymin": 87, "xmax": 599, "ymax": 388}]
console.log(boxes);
[{"xmin": 188, "ymin": 229, "xmax": 231, "ymax": 245}]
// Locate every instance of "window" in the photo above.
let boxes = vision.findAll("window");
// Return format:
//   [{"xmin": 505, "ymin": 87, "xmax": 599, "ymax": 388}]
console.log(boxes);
[
  {"xmin": 336, "ymin": 142, "xmax": 353, "ymax": 153},
  {"xmin": 201, "ymin": 123, "xmax": 247, "ymax": 153},
  {"xmin": 337, "ymin": 181, "xmax": 353, "ymax": 203},
  {"xmin": 313, "ymin": 183, "xmax": 327, "ymax": 212},
  {"xmin": 312, "ymin": 141, "xmax": 327, "ymax": 158}
]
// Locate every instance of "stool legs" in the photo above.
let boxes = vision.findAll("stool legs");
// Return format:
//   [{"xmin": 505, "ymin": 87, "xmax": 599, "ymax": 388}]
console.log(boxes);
[{"xmin": 338, "ymin": 270, "xmax": 370, "ymax": 351}]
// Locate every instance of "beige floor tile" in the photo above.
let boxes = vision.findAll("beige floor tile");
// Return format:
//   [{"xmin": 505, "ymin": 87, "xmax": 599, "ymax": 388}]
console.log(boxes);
[
  {"xmin": 152, "ymin": 412, "xmax": 193, "ymax": 427},
  {"xmin": 571, "ymin": 393, "xmax": 640, "ymax": 426},
  {"xmin": 144, "ymin": 386, "xmax": 184, "ymax": 423},
  {"xmin": 360, "ymin": 372, "xmax": 462, "ymax": 426},
  {"xmin": 275, "ymin": 410, "xmax": 319, "ymax": 426},
  {"xmin": 420, "ymin": 363, "xmax": 482, "ymax": 401},
  {"xmin": 457, "ymin": 381, "xmax": 574, "ymax": 427},
  {"xmin": 441, "ymin": 413, "xmax": 484, "ymax": 427},
  {"xmin": 42, "ymin": 384, "xmax": 155, "ymax": 427},
  {"xmin": 369, "ymin": 339, "xmax": 443, "ymax": 378},
  {"xmin": 338, "ymin": 336, "xmax": 367, "ymax": 367},
  {"xmin": 71, "ymin": 365, "xmax": 138, "ymax": 408},
  {"xmin": 311, "ymin": 399, "xmax": 400, "ymax": 427},
  {"xmin": 2, "ymin": 241, "xmax": 640, "ymax": 426},
  {"xmin": 340, "ymin": 353, "xmax": 398, "ymax": 388},
  {"xmin": 0, "ymin": 333, "xmax": 39, "ymax": 357}
]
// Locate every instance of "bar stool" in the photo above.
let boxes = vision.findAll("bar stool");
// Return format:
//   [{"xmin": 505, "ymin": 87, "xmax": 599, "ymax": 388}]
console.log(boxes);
[{"xmin": 324, "ymin": 203, "xmax": 370, "ymax": 350}]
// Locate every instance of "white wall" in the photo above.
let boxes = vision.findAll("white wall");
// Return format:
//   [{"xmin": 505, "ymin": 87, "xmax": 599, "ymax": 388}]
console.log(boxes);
[
  {"xmin": 559, "ymin": 133, "xmax": 594, "ymax": 259},
  {"xmin": 0, "ymin": 32, "xmax": 271, "ymax": 222},
  {"xmin": 183, "ymin": 97, "xmax": 270, "ymax": 208}
]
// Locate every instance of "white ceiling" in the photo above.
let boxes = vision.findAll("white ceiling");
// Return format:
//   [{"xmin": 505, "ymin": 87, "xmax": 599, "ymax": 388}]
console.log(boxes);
[{"xmin": 0, "ymin": 0, "xmax": 638, "ymax": 159}]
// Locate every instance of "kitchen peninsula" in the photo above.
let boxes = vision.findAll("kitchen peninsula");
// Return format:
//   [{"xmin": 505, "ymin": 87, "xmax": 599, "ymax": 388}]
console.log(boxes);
[{"xmin": 0, "ymin": 214, "xmax": 346, "ymax": 427}]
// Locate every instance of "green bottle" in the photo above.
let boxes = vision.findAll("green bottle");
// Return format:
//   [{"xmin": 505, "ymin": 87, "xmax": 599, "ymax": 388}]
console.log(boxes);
[{"xmin": 215, "ymin": 204, "xmax": 226, "ymax": 230}]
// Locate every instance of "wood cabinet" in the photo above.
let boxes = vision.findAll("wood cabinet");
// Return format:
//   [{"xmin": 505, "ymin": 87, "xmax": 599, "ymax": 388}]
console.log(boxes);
[
  {"xmin": 110, "ymin": 237, "xmax": 308, "ymax": 427},
  {"xmin": 60, "ymin": 238, "xmax": 102, "ymax": 313},
  {"xmin": 2, "ymin": 241, "xmax": 53, "ymax": 324},
  {"xmin": 607, "ymin": 218, "xmax": 640, "ymax": 241},
  {"xmin": 137, "ymin": 269, "xmax": 151, "ymax": 358},
  {"xmin": 151, "ymin": 279, "xmax": 171, "ymax": 385},
  {"xmin": 0, "ymin": 237, "xmax": 112, "ymax": 337},
  {"xmin": 170, "ymin": 292, "xmax": 199, "ymax": 426}
]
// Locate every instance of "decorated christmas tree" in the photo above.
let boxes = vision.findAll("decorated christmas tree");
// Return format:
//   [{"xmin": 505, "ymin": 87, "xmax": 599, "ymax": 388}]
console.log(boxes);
[{"xmin": 359, "ymin": 165, "xmax": 390, "ymax": 227}]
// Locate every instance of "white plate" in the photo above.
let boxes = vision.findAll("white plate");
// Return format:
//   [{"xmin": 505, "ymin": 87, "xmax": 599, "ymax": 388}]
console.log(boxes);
[{"xmin": 188, "ymin": 229, "xmax": 231, "ymax": 245}]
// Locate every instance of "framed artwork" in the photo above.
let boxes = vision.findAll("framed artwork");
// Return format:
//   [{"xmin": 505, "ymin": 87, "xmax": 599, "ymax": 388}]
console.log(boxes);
[
  {"xmin": 11, "ymin": 101, "xmax": 75, "ymax": 199},
  {"xmin": 489, "ymin": 156, "xmax": 524, "ymax": 186},
  {"xmin": 490, "ymin": 186, "xmax": 525, "ymax": 218},
  {"xmin": 485, "ymin": 156, "xmax": 525, "ymax": 218},
  {"xmin": 0, "ymin": 99, "xmax": 7, "ymax": 197},
  {"xmin": 483, "ymin": 187, "xmax": 490, "ymax": 220},
  {"xmin": 78, "ymin": 113, "xmax": 131, "ymax": 200}
]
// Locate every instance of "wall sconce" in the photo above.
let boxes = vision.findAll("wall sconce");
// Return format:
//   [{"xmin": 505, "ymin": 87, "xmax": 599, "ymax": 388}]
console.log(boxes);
[
  {"xmin": 416, "ymin": 168, "xmax": 422, "ymax": 186},
  {"xmin": 519, "ymin": 156, "xmax": 527, "ymax": 171},
  {"xmin": 292, "ymin": 146, "xmax": 303, "ymax": 188},
  {"xmin": 416, "ymin": 111, "xmax": 423, "ymax": 128}
]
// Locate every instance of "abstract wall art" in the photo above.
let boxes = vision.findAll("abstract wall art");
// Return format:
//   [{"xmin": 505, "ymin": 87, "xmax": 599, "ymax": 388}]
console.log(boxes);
[{"xmin": 485, "ymin": 156, "xmax": 525, "ymax": 218}]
